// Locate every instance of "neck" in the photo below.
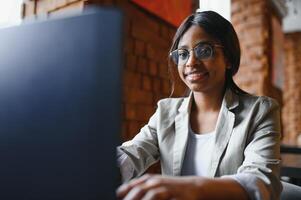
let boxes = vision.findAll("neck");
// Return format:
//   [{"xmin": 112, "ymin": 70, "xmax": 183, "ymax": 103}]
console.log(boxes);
[{"xmin": 192, "ymin": 87, "xmax": 226, "ymax": 112}]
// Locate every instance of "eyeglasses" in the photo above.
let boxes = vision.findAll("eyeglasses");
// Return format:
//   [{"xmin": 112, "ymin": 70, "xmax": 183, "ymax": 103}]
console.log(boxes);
[{"xmin": 169, "ymin": 42, "xmax": 223, "ymax": 66}]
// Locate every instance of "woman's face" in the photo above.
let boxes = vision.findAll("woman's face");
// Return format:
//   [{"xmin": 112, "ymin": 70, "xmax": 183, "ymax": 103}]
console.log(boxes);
[{"xmin": 177, "ymin": 25, "xmax": 228, "ymax": 94}]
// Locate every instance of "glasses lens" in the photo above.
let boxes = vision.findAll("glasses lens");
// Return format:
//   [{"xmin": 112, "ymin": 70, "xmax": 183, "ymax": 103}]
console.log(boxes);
[
  {"xmin": 170, "ymin": 51, "xmax": 179, "ymax": 65},
  {"xmin": 171, "ymin": 49, "xmax": 189, "ymax": 65},
  {"xmin": 194, "ymin": 44, "xmax": 213, "ymax": 60},
  {"xmin": 170, "ymin": 43, "xmax": 216, "ymax": 66},
  {"xmin": 177, "ymin": 49, "xmax": 189, "ymax": 65}
]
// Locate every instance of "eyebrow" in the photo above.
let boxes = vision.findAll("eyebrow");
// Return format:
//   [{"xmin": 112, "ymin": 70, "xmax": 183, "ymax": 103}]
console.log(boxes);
[{"xmin": 177, "ymin": 40, "xmax": 214, "ymax": 50}]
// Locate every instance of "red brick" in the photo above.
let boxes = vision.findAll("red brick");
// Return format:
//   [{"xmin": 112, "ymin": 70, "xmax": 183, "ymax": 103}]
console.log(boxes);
[
  {"xmin": 162, "ymin": 79, "xmax": 171, "ymax": 95},
  {"xmin": 131, "ymin": 23, "xmax": 152, "ymax": 41},
  {"xmin": 168, "ymin": 28, "xmax": 176, "ymax": 42},
  {"xmin": 124, "ymin": 37, "xmax": 134, "ymax": 54},
  {"xmin": 146, "ymin": 44, "xmax": 156, "ymax": 60},
  {"xmin": 137, "ymin": 57, "xmax": 148, "ymax": 74},
  {"xmin": 283, "ymin": 32, "xmax": 301, "ymax": 144},
  {"xmin": 146, "ymin": 44, "xmax": 169, "ymax": 63},
  {"xmin": 149, "ymin": 61, "xmax": 158, "ymax": 76},
  {"xmin": 160, "ymin": 24, "xmax": 170, "ymax": 39},
  {"xmin": 231, "ymin": 2, "xmax": 242, "ymax": 14},
  {"xmin": 134, "ymin": 39, "xmax": 145, "ymax": 56},
  {"xmin": 121, "ymin": 121, "xmax": 128, "ymax": 141},
  {"xmin": 125, "ymin": 103, "xmax": 136, "ymax": 120},
  {"xmin": 135, "ymin": 105, "xmax": 155, "ymax": 122},
  {"xmin": 123, "ymin": 71, "xmax": 141, "ymax": 89},
  {"xmin": 142, "ymin": 75, "xmax": 152, "ymax": 91},
  {"xmin": 124, "ymin": 88, "xmax": 153, "ymax": 105},
  {"xmin": 125, "ymin": 54, "xmax": 137, "ymax": 70},
  {"xmin": 127, "ymin": 121, "xmax": 141, "ymax": 139},
  {"xmin": 153, "ymin": 93, "xmax": 165, "ymax": 104},
  {"xmin": 158, "ymin": 63, "xmax": 169, "ymax": 79},
  {"xmin": 130, "ymin": 7, "xmax": 160, "ymax": 34},
  {"xmin": 152, "ymin": 78, "xmax": 161, "ymax": 93}
]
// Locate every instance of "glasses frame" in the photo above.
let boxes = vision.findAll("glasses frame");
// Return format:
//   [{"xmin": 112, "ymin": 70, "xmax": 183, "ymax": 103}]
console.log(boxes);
[{"xmin": 169, "ymin": 42, "xmax": 224, "ymax": 66}]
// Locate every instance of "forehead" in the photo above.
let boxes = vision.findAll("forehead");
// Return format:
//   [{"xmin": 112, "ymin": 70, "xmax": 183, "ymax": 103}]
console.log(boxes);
[{"xmin": 178, "ymin": 25, "xmax": 215, "ymax": 48}]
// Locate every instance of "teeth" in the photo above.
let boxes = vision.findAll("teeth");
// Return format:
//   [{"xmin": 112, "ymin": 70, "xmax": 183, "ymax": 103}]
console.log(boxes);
[{"xmin": 187, "ymin": 71, "xmax": 205, "ymax": 75}]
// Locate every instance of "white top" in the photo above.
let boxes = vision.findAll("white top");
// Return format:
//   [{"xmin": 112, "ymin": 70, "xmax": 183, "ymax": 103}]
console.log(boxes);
[{"xmin": 181, "ymin": 126, "xmax": 215, "ymax": 176}]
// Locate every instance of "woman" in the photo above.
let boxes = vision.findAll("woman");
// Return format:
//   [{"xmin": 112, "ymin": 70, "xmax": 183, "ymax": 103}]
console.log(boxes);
[{"xmin": 117, "ymin": 11, "xmax": 281, "ymax": 200}]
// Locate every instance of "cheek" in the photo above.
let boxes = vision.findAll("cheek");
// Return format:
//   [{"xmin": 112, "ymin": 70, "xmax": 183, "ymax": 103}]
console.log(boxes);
[
  {"xmin": 213, "ymin": 66, "xmax": 227, "ymax": 82},
  {"xmin": 177, "ymin": 66, "xmax": 184, "ymax": 78},
  {"xmin": 209, "ymin": 61, "xmax": 227, "ymax": 76}
]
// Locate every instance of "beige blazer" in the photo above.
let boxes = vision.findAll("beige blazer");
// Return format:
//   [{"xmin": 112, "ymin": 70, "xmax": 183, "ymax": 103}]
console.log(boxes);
[{"xmin": 119, "ymin": 89, "xmax": 282, "ymax": 198}]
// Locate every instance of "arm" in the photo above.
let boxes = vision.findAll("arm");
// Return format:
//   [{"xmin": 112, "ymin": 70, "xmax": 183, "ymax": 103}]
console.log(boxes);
[
  {"xmin": 117, "ymin": 174, "xmax": 248, "ymax": 200},
  {"xmin": 116, "ymin": 97, "xmax": 281, "ymax": 200},
  {"xmin": 229, "ymin": 97, "xmax": 282, "ymax": 200},
  {"xmin": 117, "ymin": 105, "xmax": 160, "ymax": 182}
]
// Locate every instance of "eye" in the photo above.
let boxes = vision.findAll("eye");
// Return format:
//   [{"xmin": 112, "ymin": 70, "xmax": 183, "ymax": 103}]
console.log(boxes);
[
  {"xmin": 177, "ymin": 49, "xmax": 189, "ymax": 60},
  {"xmin": 195, "ymin": 44, "xmax": 213, "ymax": 59}
]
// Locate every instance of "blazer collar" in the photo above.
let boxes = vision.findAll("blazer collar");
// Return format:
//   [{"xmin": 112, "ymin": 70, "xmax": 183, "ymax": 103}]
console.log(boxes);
[
  {"xmin": 208, "ymin": 88, "xmax": 239, "ymax": 177},
  {"xmin": 223, "ymin": 88, "xmax": 239, "ymax": 111},
  {"xmin": 173, "ymin": 92, "xmax": 192, "ymax": 175},
  {"xmin": 178, "ymin": 92, "xmax": 193, "ymax": 114},
  {"xmin": 173, "ymin": 89, "xmax": 239, "ymax": 176},
  {"xmin": 177, "ymin": 89, "xmax": 239, "ymax": 113}
]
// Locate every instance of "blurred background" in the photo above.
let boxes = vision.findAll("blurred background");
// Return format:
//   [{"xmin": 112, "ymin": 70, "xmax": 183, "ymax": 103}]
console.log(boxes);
[{"xmin": 1, "ymin": 0, "xmax": 301, "ymax": 160}]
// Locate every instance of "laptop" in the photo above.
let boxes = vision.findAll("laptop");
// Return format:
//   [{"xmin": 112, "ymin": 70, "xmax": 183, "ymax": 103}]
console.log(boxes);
[{"xmin": 0, "ymin": 7, "xmax": 122, "ymax": 199}]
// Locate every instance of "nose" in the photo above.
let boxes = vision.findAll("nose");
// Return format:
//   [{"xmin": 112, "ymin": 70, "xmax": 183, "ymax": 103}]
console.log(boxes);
[{"xmin": 185, "ymin": 50, "xmax": 198, "ymax": 67}]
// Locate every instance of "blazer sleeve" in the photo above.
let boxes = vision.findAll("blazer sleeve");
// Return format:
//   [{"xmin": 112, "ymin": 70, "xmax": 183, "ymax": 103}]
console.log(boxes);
[
  {"xmin": 117, "ymin": 105, "xmax": 160, "ymax": 182},
  {"xmin": 236, "ymin": 97, "xmax": 282, "ymax": 200}
]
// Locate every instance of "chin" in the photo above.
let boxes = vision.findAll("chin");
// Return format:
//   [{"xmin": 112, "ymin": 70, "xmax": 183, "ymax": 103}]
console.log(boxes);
[{"xmin": 188, "ymin": 86, "xmax": 208, "ymax": 93}]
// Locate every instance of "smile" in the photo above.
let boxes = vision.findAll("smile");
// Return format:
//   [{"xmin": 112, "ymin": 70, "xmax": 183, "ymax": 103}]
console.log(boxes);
[{"xmin": 184, "ymin": 70, "xmax": 209, "ymax": 81}]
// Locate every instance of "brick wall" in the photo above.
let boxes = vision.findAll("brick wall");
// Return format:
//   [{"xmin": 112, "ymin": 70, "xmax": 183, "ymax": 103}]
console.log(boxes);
[
  {"xmin": 22, "ymin": 0, "xmax": 188, "ymax": 142},
  {"xmin": 231, "ymin": 0, "xmax": 296, "ymax": 143},
  {"xmin": 23, "ymin": 0, "xmax": 300, "ymax": 144},
  {"xmin": 22, "ymin": 0, "xmax": 86, "ymax": 18},
  {"xmin": 119, "ymin": 1, "xmax": 187, "ymax": 140},
  {"xmin": 231, "ymin": 0, "xmax": 272, "ymax": 96},
  {"xmin": 282, "ymin": 32, "xmax": 301, "ymax": 145}
]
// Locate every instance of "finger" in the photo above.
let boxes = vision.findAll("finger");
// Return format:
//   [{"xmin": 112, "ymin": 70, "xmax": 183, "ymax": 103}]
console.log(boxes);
[
  {"xmin": 123, "ymin": 185, "xmax": 148, "ymax": 200},
  {"xmin": 117, "ymin": 174, "xmax": 152, "ymax": 198},
  {"xmin": 123, "ymin": 181, "xmax": 165, "ymax": 200},
  {"xmin": 122, "ymin": 176, "xmax": 168, "ymax": 200},
  {"xmin": 141, "ymin": 187, "xmax": 170, "ymax": 200}
]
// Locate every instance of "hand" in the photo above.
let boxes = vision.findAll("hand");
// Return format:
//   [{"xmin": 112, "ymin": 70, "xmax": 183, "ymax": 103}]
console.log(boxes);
[{"xmin": 116, "ymin": 174, "xmax": 208, "ymax": 200}]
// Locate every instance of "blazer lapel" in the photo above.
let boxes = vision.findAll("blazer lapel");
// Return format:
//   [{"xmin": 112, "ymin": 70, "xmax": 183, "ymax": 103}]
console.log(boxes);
[
  {"xmin": 172, "ymin": 93, "xmax": 193, "ymax": 176},
  {"xmin": 207, "ymin": 89, "xmax": 239, "ymax": 177}
]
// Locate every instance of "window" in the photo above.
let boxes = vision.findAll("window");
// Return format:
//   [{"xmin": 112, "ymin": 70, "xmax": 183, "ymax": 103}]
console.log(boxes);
[
  {"xmin": 0, "ymin": 0, "xmax": 23, "ymax": 28},
  {"xmin": 198, "ymin": 0, "xmax": 231, "ymax": 21},
  {"xmin": 283, "ymin": 0, "xmax": 301, "ymax": 32}
]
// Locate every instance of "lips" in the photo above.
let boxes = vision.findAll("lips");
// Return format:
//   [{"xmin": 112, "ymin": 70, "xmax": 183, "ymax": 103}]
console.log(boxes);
[{"xmin": 184, "ymin": 70, "xmax": 209, "ymax": 81}]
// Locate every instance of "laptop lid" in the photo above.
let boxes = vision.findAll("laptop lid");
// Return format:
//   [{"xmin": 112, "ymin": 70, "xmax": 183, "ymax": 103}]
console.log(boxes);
[{"xmin": 0, "ymin": 8, "xmax": 122, "ymax": 200}]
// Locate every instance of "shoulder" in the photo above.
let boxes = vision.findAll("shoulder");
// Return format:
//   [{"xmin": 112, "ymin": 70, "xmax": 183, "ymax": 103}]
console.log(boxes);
[
  {"xmin": 236, "ymin": 92, "xmax": 279, "ymax": 111},
  {"xmin": 153, "ymin": 96, "xmax": 189, "ymax": 118},
  {"xmin": 233, "ymin": 92, "xmax": 280, "ymax": 126},
  {"xmin": 149, "ymin": 97, "xmax": 188, "ymax": 128},
  {"xmin": 157, "ymin": 97, "xmax": 186, "ymax": 111}
]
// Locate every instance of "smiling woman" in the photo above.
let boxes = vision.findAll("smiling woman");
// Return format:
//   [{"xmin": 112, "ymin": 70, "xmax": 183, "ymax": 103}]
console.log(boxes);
[
  {"xmin": 117, "ymin": 10, "xmax": 282, "ymax": 200},
  {"xmin": 0, "ymin": 0, "xmax": 22, "ymax": 28}
]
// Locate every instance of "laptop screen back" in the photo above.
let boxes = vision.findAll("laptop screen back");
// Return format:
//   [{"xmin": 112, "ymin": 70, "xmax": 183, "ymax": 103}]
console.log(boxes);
[{"xmin": 0, "ymin": 8, "xmax": 122, "ymax": 199}]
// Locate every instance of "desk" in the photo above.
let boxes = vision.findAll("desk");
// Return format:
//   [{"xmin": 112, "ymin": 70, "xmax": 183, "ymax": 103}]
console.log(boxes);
[{"xmin": 281, "ymin": 154, "xmax": 301, "ymax": 179}]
